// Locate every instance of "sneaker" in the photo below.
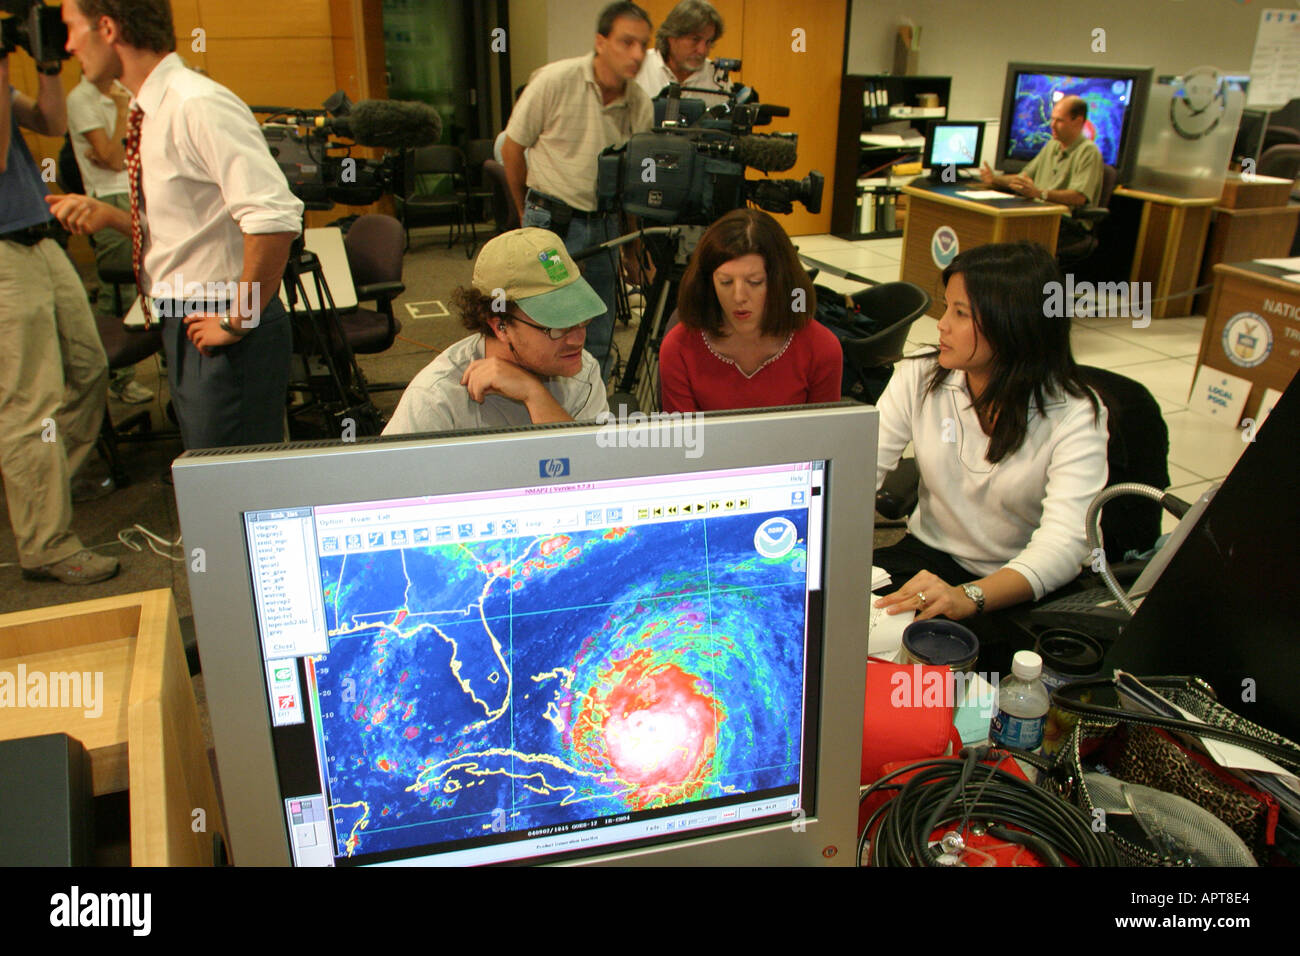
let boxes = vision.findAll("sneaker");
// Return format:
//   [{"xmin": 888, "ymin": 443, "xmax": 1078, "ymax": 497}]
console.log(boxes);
[
  {"xmin": 22, "ymin": 549, "xmax": 120, "ymax": 585},
  {"xmin": 71, "ymin": 475, "xmax": 116, "ymax": 503},
  {"xmin": 110, "ymin": 380, "xmax": 154, "ymax": 404}
]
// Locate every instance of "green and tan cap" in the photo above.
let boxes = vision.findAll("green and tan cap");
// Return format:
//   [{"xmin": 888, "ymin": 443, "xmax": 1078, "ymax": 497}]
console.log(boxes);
[{"xmin": 471, "ymin": 227, "xmax": 606, "ymax": 329}]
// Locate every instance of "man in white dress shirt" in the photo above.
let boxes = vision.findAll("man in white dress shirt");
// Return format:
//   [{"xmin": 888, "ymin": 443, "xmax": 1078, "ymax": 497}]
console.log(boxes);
[
  {"xmin": 634, "ymin": 0, "xmax": 728, "ymax": 107},
  {"xmin": 48, "ymin": 0, "xmax": 304, "ymax": 450}
]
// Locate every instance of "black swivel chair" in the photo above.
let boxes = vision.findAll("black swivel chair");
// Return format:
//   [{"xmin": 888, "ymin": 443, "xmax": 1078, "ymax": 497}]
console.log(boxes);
[
  {"xmin": 1056, "ymin": 163, "xmax": 1118, "ymax": 267},
  {"xmin": 817, "ymin": 281, "xmax": 931, "ymax": 403},
  {"xmin": 337, "ymin": 214, "xmax": 407, "ymax": 393},
  {"xmin": 464, "ymin": 138, "xmax": 497, "ymax": 227},
  {"xmin": 1261, "ymin": 124, "xmax": 1300, "ymax": 156},
  {"xmin": 482, "ymin": 159, "xmax": 520, "ymax": 236}
]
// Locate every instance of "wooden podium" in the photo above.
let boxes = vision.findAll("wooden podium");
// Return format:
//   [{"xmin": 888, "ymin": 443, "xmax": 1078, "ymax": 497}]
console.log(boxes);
[
  {"xmin": 0, "ymin": 590, "xmax": 223, "ymax": 866},
  {"xmin": 900, "ymin": 180, "xmax": 1065, "ymax": 317}
]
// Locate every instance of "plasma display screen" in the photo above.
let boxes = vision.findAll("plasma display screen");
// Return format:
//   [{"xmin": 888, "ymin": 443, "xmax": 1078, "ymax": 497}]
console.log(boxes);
[{"xmin": 1006, "ymin": 71, "xmax": 1136, "ymax": 167}]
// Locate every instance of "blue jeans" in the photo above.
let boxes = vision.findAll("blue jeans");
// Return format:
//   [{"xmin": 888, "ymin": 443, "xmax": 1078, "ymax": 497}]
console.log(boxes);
[{"xmin": 522, "ymin": 198, "xmax": 618, "ymax": 375}]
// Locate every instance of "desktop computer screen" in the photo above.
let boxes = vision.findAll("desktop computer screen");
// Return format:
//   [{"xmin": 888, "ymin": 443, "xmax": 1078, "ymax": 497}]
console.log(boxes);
[
  {"xmin": 995, "ymin": 62, "xmax": 1153, "ymax": 182},
  {"xmin": 924, "ymin": 121, "xmax": 986, "ymax": 176},
  {"xmin": 174, "ymin": 405, "xmax": 877, "ymax": 866}
]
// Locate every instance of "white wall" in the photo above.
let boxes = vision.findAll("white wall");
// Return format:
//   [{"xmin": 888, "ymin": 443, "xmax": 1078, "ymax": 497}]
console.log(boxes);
[
  {"xmin": 508, "ymin": 0, "xmax": 552, "ymax": 89},
  {"xmin": 847, "ymin": 0, "xmax": 1274, "ymax": 122},
  {"xmin": 547, "ymin": 0, "xmax": 608, "ymax": 61}
]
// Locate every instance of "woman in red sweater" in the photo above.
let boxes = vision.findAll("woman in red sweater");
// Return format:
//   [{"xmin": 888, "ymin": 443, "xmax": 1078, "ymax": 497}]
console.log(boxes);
[{"xmin": 659, "ymin": 208, "xmax": 842, "ymax": 412}]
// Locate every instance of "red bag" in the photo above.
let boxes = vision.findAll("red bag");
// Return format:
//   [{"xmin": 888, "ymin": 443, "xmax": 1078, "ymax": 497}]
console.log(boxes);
[{"xmin": 861, "ymin": 656, "xmax": 962, "ymax": 785}]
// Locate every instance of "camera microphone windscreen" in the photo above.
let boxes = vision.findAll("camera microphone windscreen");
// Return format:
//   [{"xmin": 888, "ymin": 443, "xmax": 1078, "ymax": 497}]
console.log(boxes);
[
  {"xmin": 314, "ymin": 99, "xmax": 443, "ymax": 149},
  {"xmin": 736, "ymin": 134, "xmax": 798, "ymax": 173}
]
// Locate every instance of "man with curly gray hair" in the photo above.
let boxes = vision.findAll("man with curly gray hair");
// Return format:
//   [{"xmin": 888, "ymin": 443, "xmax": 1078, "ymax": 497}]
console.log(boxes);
[{"xmin": 635, "ymin": 0, "xmax": 728, "ymax": 105}]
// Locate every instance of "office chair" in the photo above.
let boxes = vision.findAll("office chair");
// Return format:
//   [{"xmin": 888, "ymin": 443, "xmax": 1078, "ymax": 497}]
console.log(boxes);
[
  {"xmin": 818, "ymin": 281, "xmax": 930, "ymax": 403},
  {"xmin": 1258, "ymin": 144, "xmax": 1300, "ymax": 181},
  {"xmin": 338, "ymin": 214, "xmax": 407, "ymax": 393},
  {"xmin": 1057, "ymin": 164, "xmax": 1118, "ymax": 266},
  {"xmin": 92, "ymin": 314, "xmax": 164, "ymax": 489},
  {"xmin": 464, "ymin": 138, "xmax": 497, "ymax": 227},
  {"xmin": 482, "ymin": 159, "xmax": 520, "ymax": 236},
  {"xmin": 1261, "ymin": 124, "xmax": 1300, "ymax": 156},
  {"xmin": 399, "ymin": 145, "xmax": 477, "ymax": 256},
  {"xmin": 875, "ymin": 366, "xmax": 1170, "ymax": 565}
]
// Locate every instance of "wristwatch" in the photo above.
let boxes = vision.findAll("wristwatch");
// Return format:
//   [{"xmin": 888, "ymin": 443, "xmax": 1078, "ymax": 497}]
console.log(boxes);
[
  {"xmin": 219, "ymin": 316, "xmax": 250, "ymax": 337},
  {"xmin": 961, "ymin": 583, "xmax": 985, "ymax": 614}
]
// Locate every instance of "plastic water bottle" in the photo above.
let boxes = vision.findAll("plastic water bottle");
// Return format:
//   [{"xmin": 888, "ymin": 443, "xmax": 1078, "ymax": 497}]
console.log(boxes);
[{"xmin": 990, "ymin": 651, "xmax": 1050, "ymax": 752}]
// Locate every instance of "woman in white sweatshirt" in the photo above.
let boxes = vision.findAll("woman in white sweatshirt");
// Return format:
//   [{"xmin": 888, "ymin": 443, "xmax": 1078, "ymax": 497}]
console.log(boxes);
[{"xmin": 873, "ymin": 241, "xmax": 1109, "ymax": 624}]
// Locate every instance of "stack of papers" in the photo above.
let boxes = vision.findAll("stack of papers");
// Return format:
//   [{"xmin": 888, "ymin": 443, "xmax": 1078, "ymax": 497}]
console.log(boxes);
[{"xmin": 871, "ymin": 566, "xmax": 891, "ymax": 591}]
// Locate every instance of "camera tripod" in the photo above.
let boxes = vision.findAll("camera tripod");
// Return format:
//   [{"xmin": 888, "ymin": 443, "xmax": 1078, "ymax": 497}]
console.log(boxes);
[
  {"xmin": 282, "ymin": 230, "xmax": 383, "ymax": 439},
  {"xmin": 571, "ymin": 224, "xmax": 691, "ymax": 413}
]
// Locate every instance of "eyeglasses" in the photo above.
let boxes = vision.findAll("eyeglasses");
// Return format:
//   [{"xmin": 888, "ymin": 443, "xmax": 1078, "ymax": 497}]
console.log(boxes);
[{"xmin": 510, "ymin": 314, "xmax": 593, "ymax": 340}]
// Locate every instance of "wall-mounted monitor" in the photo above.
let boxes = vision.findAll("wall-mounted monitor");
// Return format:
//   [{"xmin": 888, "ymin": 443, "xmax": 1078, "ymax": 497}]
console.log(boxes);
[
  {"xmin": 995, "ymin": 62, "xmax": 1154, "ymax": 183},
  {"xmin": 173, "ymin": 404, "xmax": 877, "ymax": 866}
]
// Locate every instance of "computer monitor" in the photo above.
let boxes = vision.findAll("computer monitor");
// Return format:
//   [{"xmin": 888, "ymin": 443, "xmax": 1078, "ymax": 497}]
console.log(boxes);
[
  {"xmin": 995, "ymin": 62, "xmax": 1153, "ymax": 182},
  {"xmin": 1158, "ymin": 73, "xmax": 1250, "ymax": 98},
  {"xmin": 173, "ymin": 404, "xmax": 877, "ymax": 866},
  {"xmin": 1233, "ymin": 108, "xmax": 1269, "ymax": 166},
  {"xmin": 1111, "ymin": 375, "xmax": 1300, "ymax": 743},
  {"xmin": 924, "ymin": 121, "xmax": 986, "ymax": 179}
]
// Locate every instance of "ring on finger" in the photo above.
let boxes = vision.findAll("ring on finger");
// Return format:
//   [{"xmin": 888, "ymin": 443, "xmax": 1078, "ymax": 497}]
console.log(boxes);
[{"xmin": 917, "ymin": 591, "xmax": 927, "ymax": 609}]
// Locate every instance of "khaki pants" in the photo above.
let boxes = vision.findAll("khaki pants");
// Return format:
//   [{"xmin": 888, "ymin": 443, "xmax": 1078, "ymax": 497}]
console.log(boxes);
[{"xmin": 0, "ymin": 238, "xmax": 108, "ymax": 568}]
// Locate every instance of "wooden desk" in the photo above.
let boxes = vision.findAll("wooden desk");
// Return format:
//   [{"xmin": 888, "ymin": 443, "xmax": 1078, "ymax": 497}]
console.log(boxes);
[
  {"xmin": 0, "ymin": 590, "xmax": 223, "ymax": 866},
  {"xmin": 1194, "ymin": 204, "xmax": 1300, "ymax": 315},
  {"xmin": 1111, "ymin": 186, "xmax": 1217, "ymax": 319},
  {"xmin": 900, "ymin": 181, "xmax": 1065, "ymax": 317},
  {"xmin": 1197, "ymin": 261, "xmax": 1300, "ymax": 419}
]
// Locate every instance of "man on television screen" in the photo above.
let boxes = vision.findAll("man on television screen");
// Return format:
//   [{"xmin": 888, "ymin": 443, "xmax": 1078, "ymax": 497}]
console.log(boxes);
[
  {"xmin": 383, "ymin": 229, "xmax": 610, "ymax": 435},
  {"xmin": 981, "ymin": 95, "xmax": 1102, "ymax": 212}
]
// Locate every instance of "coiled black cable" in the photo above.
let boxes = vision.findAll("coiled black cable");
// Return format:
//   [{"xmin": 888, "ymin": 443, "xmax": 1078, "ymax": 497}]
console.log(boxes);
[{"xmin": 857, "ymin": 746, "xmax": 1119, "ymax": 867}]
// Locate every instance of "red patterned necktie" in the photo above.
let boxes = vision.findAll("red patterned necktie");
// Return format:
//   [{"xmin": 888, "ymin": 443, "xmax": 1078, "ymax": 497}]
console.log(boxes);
[{"xmin": 125, "ymin": 103, "xmax": 148, "ymax": 325}]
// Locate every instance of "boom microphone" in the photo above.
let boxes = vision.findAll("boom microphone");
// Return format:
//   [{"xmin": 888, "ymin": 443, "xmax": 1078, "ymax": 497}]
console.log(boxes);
[
  {"xmin": 312, "ymin": 99, "xmax": 443, "ymax": 149},
  {"xmin": 736, "ymin": 133, "xmax": 798, "ymax": 173}
]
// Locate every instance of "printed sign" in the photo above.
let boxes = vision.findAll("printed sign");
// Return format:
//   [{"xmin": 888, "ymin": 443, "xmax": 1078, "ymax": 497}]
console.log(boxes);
[{"xmin": 1190, "ymin": 365, "xmax": 1252, "ymax": 425}]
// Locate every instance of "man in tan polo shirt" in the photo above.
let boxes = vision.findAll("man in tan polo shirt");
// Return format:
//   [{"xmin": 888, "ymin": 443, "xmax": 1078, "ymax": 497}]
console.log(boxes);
[
  {"xmin": 501, "ymin": 1, "xmax": 654, "ymax": 376},
  {"xmin": 981, "ymin": 95, "xmax": 1103, "ymax": 254}
]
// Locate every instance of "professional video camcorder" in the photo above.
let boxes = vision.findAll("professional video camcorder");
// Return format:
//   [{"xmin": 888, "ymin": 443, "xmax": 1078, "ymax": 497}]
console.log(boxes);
[
  {"xmin": 256, "ymin": 92, "xmax": 442, "ymax": 208},
  {"xmin": 0, "ymin": 0, "xmax": 69, "ymax": 64},
  {"xmin": 597, "ymin": 66, "xmax": 823, "ymax": 225}
]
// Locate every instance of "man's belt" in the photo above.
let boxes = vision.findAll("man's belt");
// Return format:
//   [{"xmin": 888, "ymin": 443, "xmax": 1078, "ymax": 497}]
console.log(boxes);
[
  {"xmin": 526, "ymin": 190, "xmax": 605, "ymax": 224},
  {"xmin": 0, "ymin": 222, "xmax": 55, "ymax": 246}
]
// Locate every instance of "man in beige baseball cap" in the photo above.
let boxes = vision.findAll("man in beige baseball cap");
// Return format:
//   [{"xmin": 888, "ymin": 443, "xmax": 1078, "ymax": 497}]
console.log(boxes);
[{"xmin": 384, "ymin": 228, "xmax": 610, "ymax": 433}]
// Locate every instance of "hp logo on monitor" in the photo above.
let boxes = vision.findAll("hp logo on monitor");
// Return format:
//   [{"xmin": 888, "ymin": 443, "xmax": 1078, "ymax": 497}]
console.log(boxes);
[{"xmin": 539, "ymin": 458, "xmax": 570, "ymax": 478}]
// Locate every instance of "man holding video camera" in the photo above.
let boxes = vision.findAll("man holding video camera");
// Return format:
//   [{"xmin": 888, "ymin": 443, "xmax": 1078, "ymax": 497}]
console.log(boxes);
[
  {"xmin": 634, "ymin": 0, "xmax": 728, "ymax": 107},
  {"xmin": 0, "ymin": 6, "xmax": 119, "ymax": 585},
  {"xmin": 46, "ymin": 0, "xmax": 303, "ymax": 451},
  {"xmin": 502, "ymin": 1, "xmax": 654, "ymax": 377}
]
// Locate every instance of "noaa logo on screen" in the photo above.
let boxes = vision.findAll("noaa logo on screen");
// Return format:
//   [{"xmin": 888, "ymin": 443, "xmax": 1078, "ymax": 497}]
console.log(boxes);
[
  {"xmin": 539, "ymin": 458, "xmax": 570, "ymax": 478},
  {"xmin": 754, "ymin": 517, "xmax": 797, "ymax": 559},
  {"xmin": 1221, "ymin": 312, "xmax": 1272, "ymax": 368},
  {"xmin": 931, "ymin": 226, "xmax": 959, "ymax": 269}
]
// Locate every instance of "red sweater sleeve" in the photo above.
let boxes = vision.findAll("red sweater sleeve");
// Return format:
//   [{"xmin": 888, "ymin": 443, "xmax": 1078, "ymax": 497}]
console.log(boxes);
[{"xmin": 658, "ymin": 324, "xmax": 700, "ymax": 413}]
